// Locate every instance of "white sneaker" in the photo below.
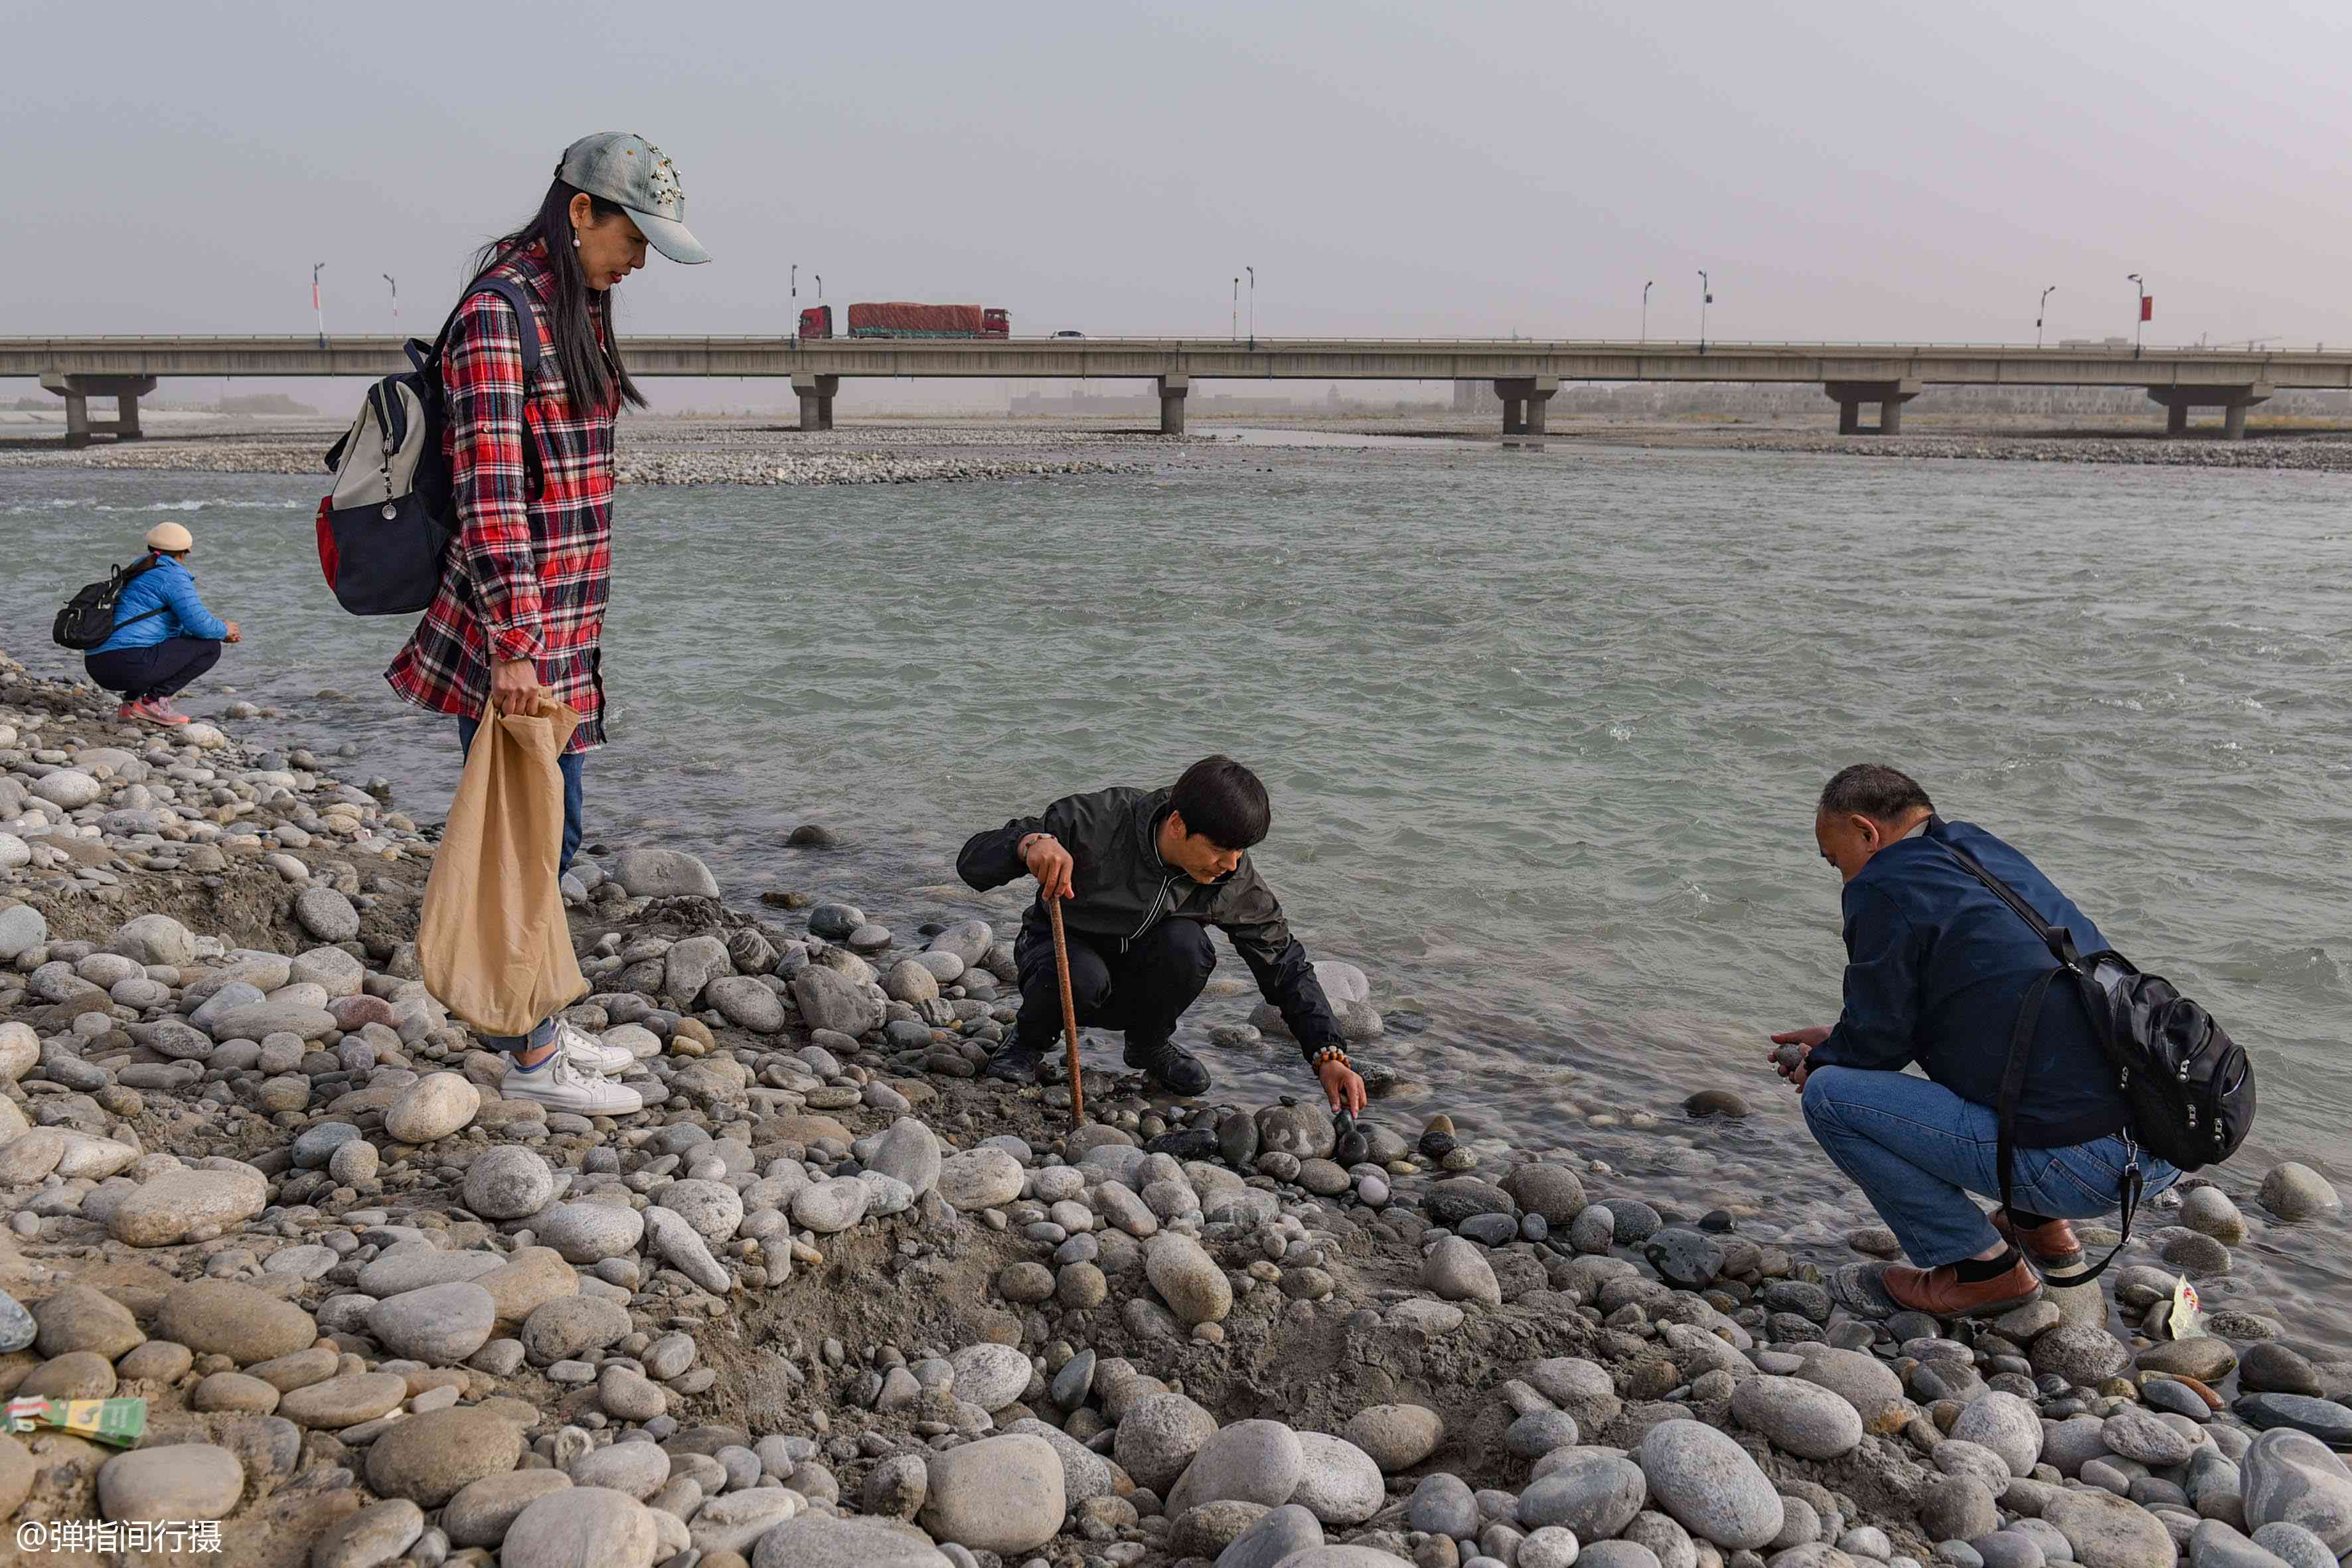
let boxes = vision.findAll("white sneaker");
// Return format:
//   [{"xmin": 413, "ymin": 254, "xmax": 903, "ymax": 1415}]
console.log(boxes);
[
  {"xmin": 553, "ymin": 1018, "xmax": 638, "ymax": 1075},
  {"xmin": 501, "ymin": 1053, "xmax": 644, "ymax": 1116}
]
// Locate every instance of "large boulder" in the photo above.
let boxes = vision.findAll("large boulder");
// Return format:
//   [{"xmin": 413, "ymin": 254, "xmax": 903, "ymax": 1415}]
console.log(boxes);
[
  {"xmin": 1115, "ymin": 1391, "xmax": 1219, "ymax": 1494},
  {"xmin": 751, "ymin": 1516, "xmax": 953, "ymax": 1568},
  {"xmin": 1637, "ymin": 1418, "xmax": 1784, "ymax": 1549},
  {"xmin": 365, "ymin": 1406, "xmax": 528, "ymax": 1507},
  {"xmin": 613, "ymin": 848, "xmax": 720, "ymax": 900},
  {"xmin": 1166, "ymin": 1420, "xmax": 1305, "ymax": 1515},
  {"xmin": 108, "ymin": 1166, "xmax": 268, "ymax": 1247},
  {"xmin": 114, "ymin": 912, "xmax": 196, "ymax": 966},
  {"xmin": 937, "ymin": 1148, "xmax": 1024, "ymax": 1211},
  {"xmin": 1146, "ymin": 1232, "xmax": 1233, "ymax": 1326},
  {"xmin": 2242, "ymin": 1428, "xmax": 2352, "ymax": 1555},
  {"xmin": 1500, "ymin": 1162, "xmax": 1589, "ymax": 1224},
  {"xmin": 789, "ymin": 966, "xmax": 882, "ymax": 1038},
  {"xmin": 154, "ymin": 1281, "xmax": 317, "ymax": 1364},
  {"xmin": 385, "ymin": 1073, "xmax": 481, "ymax": 1143},
  {"xmin": 2046, "ymin": 1481, "xmax": 2185, "ymax": 1568},
  {"xmin": 918, "ymin": 1433, "xmax": 1065, "ymax": 1554},
  {"xmin": 867, "ymin": 1118, "xmax": 942, "ymax": 1197}
]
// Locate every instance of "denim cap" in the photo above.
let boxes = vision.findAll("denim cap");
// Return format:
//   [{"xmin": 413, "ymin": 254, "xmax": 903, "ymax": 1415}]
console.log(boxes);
[{"xmin": 554, "ymin": 132, "xmax": 710, "ymax": 264}]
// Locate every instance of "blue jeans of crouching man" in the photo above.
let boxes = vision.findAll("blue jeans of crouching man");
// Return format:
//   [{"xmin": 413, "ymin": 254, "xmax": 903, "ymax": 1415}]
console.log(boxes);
[{"xmin": 1800, "ymin": 1065, "xmax": 2179, "ymax": 1268}]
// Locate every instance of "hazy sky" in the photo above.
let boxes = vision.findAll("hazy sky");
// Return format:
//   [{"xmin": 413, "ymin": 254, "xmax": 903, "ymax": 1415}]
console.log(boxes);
[{"xmin": 10, "ymin": 0, "xmax": 2351, "ymax": 359}]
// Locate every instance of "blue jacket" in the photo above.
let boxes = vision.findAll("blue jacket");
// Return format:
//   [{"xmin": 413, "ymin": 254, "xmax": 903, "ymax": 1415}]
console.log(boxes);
[
  {"xmin": 1810, "ymin": 817, "xmax": 2128, "ymax": 1147},
  {"xmin": 92, "ymin": 554, "xmax": 226, "ymax": 653}
]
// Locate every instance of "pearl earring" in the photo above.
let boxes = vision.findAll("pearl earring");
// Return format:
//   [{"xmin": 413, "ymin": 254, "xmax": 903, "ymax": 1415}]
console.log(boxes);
[{"xmin": 572, "ymin": 234, "xmax": 581, "ymax": 249}]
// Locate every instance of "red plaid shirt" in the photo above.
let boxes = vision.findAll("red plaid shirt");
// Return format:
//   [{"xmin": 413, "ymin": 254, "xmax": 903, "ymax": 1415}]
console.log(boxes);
[{"xmin": 385, "ymin": 242, "xmax": 613, "ymax": 752}]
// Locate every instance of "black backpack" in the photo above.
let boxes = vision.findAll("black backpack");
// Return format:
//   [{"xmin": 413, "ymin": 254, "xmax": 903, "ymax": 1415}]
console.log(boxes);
[
  {"xmin": 54, "ymin": 558, "xmax": 164, "ymax": 651},
  {"xmin": 315, "ymin": 274, "xmax": 542, "ymax": 615},
  {"xmin": 1934, "ymin": 819, "xmax": 2256, "ymax": 1281}
]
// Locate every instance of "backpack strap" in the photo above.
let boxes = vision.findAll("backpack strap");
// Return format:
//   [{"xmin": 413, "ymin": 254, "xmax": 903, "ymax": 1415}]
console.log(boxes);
[
  {"xmin": 1946, "ymin": 820, "xmax": 2142, "ymax": 1284},
  {"xmin": 431, "ymin": 272, "xmax": 547, "ymax": 500},
  {"xmin": 1928, "ymin": 817, "xmax": 2081, "ymax": 967},
  {"xmin": 459, "ymin": 276, "xmax": 546, "ymax": 386}
]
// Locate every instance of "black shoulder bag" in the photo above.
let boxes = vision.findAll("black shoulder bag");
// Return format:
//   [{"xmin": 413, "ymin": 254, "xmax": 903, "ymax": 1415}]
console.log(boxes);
[{"xmin": 1930, "ymin": 818, "xmax": 2256, "ymax": 1283}]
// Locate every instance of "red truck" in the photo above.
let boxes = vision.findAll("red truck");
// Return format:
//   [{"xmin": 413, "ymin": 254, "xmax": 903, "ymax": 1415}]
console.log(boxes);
[{"xmin": 797, "ymin": 303, "xmax": 1009, "ymax": 339}]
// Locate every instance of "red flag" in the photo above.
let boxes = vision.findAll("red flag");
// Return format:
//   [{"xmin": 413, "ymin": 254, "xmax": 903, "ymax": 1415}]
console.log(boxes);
[{"xmin": 2141, "ymin": 297, "xmax": 2154, "ymax": 322}]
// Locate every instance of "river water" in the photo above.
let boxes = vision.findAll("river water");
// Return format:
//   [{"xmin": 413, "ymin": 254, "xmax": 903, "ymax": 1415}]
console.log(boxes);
[{"xmin": 3, "ymin": 437, "xmax": 2347, "ymax": 1336}]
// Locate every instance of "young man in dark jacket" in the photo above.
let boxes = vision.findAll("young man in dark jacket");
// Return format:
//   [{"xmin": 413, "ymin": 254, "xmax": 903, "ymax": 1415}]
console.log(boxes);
[
  {"xmin": 959, "ymin": 755, "xmax": 1368, "ymax": 1114},
  {"xmin": 1770, "ymin": 764, "xmax": 2179, "ymax": 1316}
]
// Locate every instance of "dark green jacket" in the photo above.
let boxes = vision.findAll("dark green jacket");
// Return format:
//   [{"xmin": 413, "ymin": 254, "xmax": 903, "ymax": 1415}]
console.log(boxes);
[{"xmin": 957, "ymin": 784, "xmax": 1345, "ymax": 1062}]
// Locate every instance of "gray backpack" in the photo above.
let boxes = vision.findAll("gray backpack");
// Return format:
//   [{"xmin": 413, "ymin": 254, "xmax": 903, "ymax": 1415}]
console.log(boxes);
[{"xmin": 315, "ymin": 275, "xmax": 540, "ymax": 615}]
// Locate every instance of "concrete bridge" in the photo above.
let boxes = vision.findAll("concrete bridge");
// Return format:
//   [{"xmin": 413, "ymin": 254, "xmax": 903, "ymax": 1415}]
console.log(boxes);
[{"xmin": 7, "ymin": 335, "xmax": 2346, "ymax": 442}]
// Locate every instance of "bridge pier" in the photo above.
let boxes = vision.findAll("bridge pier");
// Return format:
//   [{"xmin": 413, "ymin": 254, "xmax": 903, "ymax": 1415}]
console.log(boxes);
[
  {"xmin": 40, "ymin": 374, "xmax": 156, "ymax": 447},
  {"xmin": 1824, "ymin": 378, "xmax": 1919, "ymax": 435},
  {"xmin": 1493, "ymin": 376, "xmax": 1558, "ymax": 437},
  {"xmin": 1157, "ymin": 374, "xmax": 1188, "ymax": 435},
  {"xmin": 2146, "ymin": 382, "xmax": 2270, "ymax": 439},
  {"xmin": 791, "ymin": 372, "xmax": 838, "ymax": 431}
]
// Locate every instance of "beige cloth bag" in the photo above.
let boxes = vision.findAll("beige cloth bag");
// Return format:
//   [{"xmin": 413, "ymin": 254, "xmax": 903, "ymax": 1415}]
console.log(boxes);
[{"xmin": 416, "ymin": 699, "xmax": 588, "ymax": 1036}]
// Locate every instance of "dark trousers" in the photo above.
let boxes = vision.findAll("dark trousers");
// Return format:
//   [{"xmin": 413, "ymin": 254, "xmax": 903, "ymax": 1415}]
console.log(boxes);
[
  {"xmin": 455, "ymin": 717, "xmax": 586, "ymax": 878},
  {"xmin": 1014, "ymin": 918, "xmax": 1215, "ymax": 1055},
  {"xmin": 85, "ymin": 638, "xmax": 220, "ymax": 702}
]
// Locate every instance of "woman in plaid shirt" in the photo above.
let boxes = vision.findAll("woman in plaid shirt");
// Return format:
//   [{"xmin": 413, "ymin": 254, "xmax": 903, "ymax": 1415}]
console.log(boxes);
[{"xmin": 388, "ymin": 133, "xmax": 710, "ymax": 1116}]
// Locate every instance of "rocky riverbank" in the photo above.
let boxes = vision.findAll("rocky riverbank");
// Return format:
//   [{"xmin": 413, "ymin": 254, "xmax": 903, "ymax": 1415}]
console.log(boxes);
[
  {"xmin": 0, "ymin": 421, "xmax": 1185, "ymax": 489},
  {"xmin": 1716, "ymin": 433, "xmax": 2352, "ymax": 469},
  {"xmin": 0, "ymin": 651, "xmax": 2349, "ymax": 1568}
]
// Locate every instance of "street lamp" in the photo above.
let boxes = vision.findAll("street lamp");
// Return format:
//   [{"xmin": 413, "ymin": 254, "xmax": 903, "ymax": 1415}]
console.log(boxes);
[
  {"xmin": 1246, "ymin": 266, "xmax": 1255, "ymax": 350},
  {"xmin": 312, "ymin": 262, "xmax": 327, "ymax": 348},
  {"xmin": 1642, "ymin": 280, "xmax": 1653, "ymax": 345},
  {"xmin": 1232, "ymin": 277, "xmax": 1239, "ymax": 341},
  {"xmin": 2128, "ymin": 274, "xmax": 2146, "ymax": 358},
  {"xmin": 791, "ymin": 264, "xmax": 797, "ymax": 345},
  {"xmin": 1697, "ymin": 270, "xmax": 1711, "ymax": 355},
  {"xmin": 2037, "ymin": 285, "xmax": 2055, "ymax": 349},
  {"xmin": 383, "ymin": 274, "xmax": 398, "ymax": 324},
  {"xmin": 815, "ymin": 274, "xmax": 823, "ymax": 301}
]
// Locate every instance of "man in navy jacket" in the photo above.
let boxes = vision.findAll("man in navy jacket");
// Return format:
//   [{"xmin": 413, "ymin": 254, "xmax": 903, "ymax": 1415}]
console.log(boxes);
[{"xmin": 1771, "ymin": 764, "xmax": 2179, "ymax": 1316}]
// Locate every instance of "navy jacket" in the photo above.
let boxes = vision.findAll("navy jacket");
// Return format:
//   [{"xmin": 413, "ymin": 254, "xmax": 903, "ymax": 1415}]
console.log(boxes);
[{"xmin": 1810, "ymin": 817, "xmax": 2128, "ymax": 1147}]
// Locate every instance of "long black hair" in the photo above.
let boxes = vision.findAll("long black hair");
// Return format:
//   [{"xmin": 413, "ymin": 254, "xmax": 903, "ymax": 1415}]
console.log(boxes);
[{"xmin": 471, "ymin": 180, "xmax": 647, "ymax": 410}]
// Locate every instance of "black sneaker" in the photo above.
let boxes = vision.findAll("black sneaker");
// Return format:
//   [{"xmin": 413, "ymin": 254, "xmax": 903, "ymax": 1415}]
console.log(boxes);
[
  {"xmin": 983, "ymin": 1046, "xmax": 1041, "ymax": 1085},
  {"xmin": 1123, "ymin": 1037, "xmax": 1211, "ymax": 1097}
]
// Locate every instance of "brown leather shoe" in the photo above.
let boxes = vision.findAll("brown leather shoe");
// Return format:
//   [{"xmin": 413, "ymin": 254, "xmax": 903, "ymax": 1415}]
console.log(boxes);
[
  {"xmin": 1990, "ymin": 1210, "xmax": 2083, "ymax": 1268},
  {"xmin": 1881, "ymin": 1257, "xmax": 2043, "ymax": 1317}
]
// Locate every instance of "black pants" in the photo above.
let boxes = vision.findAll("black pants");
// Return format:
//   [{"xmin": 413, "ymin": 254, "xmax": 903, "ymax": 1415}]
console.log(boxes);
[
  {"xmin": 1014, "ymin": 918, "xmax": 1215, "ymax": 1055},
  {"xmin": 84, "ymin": 638, "xmax": 221, "ymax": 702}
]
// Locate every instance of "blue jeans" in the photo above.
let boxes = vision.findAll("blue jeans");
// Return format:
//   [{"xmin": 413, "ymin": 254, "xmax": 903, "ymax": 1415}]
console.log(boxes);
[
  {"xmin": 1800, "ymin": 1065, "xmax": 2179, "ymax": 1268},
  {"xmin": 454, "ymin": 718, "xmax": 584, "ymax": 1056}
]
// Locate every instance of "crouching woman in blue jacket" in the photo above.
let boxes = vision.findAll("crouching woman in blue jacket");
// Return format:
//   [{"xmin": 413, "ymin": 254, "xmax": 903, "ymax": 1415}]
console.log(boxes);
[{"xmin": 84, "ymin": 522, "xmax": 242, "ymax": 727}]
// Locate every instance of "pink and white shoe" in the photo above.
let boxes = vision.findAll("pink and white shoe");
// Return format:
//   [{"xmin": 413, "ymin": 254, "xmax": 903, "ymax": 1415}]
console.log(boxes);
[
  {"xmin": 144, "ymin": 698, "xmax": 193, "ymax": 726},
  {"xmin": 121, "ymin": 698, "xmax": 187, "ymax": 728}
]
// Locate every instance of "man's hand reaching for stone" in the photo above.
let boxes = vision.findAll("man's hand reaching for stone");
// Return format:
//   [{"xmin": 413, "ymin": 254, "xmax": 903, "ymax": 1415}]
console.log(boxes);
[{"xmin": 1768, "ymin": 1026, "xmax": 1829, "ymax": 1089}]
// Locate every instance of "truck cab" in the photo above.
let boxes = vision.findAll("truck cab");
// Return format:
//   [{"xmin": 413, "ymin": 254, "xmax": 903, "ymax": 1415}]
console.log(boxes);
[
  {"xmin": 982, "ymin": 309, "xmax": 1011, "ymax": 339},
  {"xmin": 799, "ymin": 306, "xmax": 833, "ymax": 339}
]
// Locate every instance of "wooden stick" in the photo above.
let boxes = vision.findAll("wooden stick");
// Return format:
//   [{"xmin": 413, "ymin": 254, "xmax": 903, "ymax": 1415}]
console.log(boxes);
[{"xmin": 1047, "ymin": 896, "xmax": 1085, "ymax": 1125}]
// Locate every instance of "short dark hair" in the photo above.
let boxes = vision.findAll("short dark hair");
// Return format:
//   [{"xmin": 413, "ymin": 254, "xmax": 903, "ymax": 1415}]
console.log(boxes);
[
  {"xmin": 1170, "ymin": 755, "xmax": 1272, "ymax": 850},
  {"xmin": 1819, "ymin": 763, "xmax": 1934, "ymax": 823}
]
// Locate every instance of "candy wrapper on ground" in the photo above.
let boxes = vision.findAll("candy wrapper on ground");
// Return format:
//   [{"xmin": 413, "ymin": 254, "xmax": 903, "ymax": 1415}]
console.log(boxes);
[{"xmin": 3, "ymin": 1395, "xmax": 147, "ymax": 1448}]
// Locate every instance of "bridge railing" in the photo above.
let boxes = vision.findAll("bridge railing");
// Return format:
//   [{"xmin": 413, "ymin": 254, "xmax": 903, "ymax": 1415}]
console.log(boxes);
[{"xmin": 0, "ymin": 333, "xmax": 2329, "ymax": 354}]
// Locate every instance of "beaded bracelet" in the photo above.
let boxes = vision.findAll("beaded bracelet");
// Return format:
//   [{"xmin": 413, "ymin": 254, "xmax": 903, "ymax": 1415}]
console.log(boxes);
[{"xmin": 1312, "ymin": 1045, "xmax": 1351, "ymax": 1069}]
